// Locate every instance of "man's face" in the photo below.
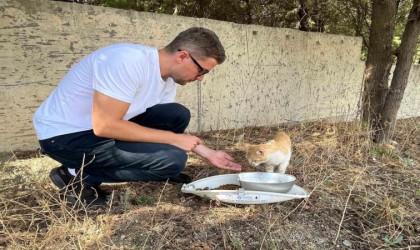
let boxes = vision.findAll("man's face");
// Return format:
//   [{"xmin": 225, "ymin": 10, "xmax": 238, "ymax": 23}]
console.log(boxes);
[{"xmin": 172, "ymin": 50, "xmax": 218, "ymax": 85}]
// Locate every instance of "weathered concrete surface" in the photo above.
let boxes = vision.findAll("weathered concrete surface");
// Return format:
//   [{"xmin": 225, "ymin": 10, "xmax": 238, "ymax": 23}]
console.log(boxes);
[
  {"xmin": 197, "ymin": 23, "xmax": 365, "ymax": 131},
  {"xmin": 0, "ymin": 0, "xmax": 418, "ymax": 153},
  {"xmin": 397, "ymin": 65, "xmax": 420, "ymax": 119}
]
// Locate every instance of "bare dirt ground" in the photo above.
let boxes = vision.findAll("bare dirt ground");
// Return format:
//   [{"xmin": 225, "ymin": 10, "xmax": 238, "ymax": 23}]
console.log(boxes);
[{"xmin": 1, "ymin": 118, "xmax": 419, "ymax": 249}]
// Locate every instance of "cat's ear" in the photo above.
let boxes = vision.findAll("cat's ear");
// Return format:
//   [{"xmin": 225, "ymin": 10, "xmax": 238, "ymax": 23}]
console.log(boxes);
[
  {"xmin": 256, "ymin": 150, "xmax": 264, "ymax": 155},
  {"xmin": 242, "ymin": 142, "xmax": 250, "ymax": 150},
  {"xmin": 274, "ymin": 131, "xmax": 291, "ymax": 143},
  {"xmin": 274, "ymin": 132, "xmax": 285, "ymax": 141}
]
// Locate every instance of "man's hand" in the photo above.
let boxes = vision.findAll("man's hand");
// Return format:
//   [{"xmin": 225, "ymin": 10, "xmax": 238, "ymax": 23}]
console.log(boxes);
[
  {"xmin": 193, "ymin": 144, "xmax": 242, "ymax": 171},
  {"xmin": 207, "ymin": 151, "xmax": 242, "ymax": 171}
]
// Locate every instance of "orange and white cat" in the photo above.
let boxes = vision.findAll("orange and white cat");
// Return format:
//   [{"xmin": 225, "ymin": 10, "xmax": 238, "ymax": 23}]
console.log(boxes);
[{"xmin": 242, "ymin": 132, "xmax": 292, "ymax": 173}]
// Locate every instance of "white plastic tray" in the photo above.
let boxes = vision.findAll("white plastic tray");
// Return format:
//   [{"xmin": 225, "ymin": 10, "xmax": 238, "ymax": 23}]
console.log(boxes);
[{"xmin": 181, "ymin": 174, "xmax": 310, "ymax": 204}]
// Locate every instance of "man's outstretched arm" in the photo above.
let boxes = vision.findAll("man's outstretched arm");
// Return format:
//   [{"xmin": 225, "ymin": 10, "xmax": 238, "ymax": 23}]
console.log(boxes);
[{"xmin": 92, "ymin": 90, "xmax": 202, "ymax": 152}]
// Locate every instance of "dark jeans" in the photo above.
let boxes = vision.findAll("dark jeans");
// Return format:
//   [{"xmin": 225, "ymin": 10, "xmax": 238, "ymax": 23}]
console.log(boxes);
[{"xmin": 39, "ymin": 103, "xmax": 190, "ymax": 186}]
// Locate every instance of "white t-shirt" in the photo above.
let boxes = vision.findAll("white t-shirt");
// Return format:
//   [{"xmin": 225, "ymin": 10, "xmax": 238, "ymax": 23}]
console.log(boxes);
[{"xmin": 33, "ymin": 43, "xmax": 177, "ymax": 140}]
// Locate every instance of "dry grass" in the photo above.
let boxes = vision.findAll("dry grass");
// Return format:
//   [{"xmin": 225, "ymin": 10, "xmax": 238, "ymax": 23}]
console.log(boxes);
[{"xmin": 0, "ymin": 118, "xmax": 419, "ymax": 249}]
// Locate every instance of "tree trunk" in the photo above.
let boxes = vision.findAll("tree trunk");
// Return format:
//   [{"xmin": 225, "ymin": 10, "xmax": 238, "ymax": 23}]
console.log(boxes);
[
  {"xmin": 362, "ymin": 0, "xmax": 396, "ymax": 128},
  {"xmin": 375, "ymin": 0, "xmax": 420, "ymax": 142},
  {"xmin": 298, "ymin": 2, "xmax": 309, "ymax": 31}
]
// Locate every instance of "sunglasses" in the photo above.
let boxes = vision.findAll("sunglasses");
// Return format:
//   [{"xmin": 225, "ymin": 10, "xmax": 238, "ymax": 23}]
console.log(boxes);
[{"xmin": 178, "ymin": 49, "xmax": 209, "ymax": 77}]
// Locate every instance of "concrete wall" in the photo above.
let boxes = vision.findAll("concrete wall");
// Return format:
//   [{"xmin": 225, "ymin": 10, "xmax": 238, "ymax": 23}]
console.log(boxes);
[
  {"xmin": 0, "ymin": 0, "xmax": 418, "ymax": 153},
  {"xmin": 396, "ymin": 65, "xmax": 420, "ymax": 119}
]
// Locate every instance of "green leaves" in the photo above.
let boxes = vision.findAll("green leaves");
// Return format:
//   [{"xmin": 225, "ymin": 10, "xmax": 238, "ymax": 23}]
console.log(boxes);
[{"xmin": 383, "ymin": 234, "xmax": 403, "ymax": 247}]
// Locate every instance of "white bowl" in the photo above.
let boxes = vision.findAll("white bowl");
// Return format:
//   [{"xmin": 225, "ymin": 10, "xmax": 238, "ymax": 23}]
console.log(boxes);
[{"xmin": 238, "ymin": 172, "xmax": 296, "ymax": 193}]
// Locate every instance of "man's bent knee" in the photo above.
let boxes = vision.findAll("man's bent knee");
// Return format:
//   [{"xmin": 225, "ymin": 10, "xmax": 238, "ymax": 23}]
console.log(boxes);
[{"xmin": 157, "ymin": 149, "xmax": 188, "ymax": 178}]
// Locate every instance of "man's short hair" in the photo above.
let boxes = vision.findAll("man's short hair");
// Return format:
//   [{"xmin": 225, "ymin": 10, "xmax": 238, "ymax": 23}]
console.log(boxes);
[{"xmin": 165, "ymin": 27, "xmax": 226, "ymax": 64}]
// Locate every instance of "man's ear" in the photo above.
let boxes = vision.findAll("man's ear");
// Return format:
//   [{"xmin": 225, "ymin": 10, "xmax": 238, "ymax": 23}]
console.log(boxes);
[{"xmin": 176, "ymin": 50, "xmax": 188, "ymax": 63}]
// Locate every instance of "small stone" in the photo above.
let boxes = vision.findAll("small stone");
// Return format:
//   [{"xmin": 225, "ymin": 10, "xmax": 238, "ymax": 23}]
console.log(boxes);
[{"xmin": 343, "ymin": 240, "xmax": 352, "ymax": 247}]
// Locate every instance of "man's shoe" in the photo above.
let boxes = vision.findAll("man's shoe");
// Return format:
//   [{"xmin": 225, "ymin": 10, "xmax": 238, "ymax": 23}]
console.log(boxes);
[
  {"xmin": 167, "ymin": 173, "xmax": 192, "ymax": 184},
  {"xmin": 61, "ymin": 186, "xmax": 109, "ymax": 207},
  {"xmin": 50, "ymin": 166, "xmax": 109, "ymax": 207},
  {"xmin": 49, "ymin": 166, "xmax": 74, "ymax": 189}
]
